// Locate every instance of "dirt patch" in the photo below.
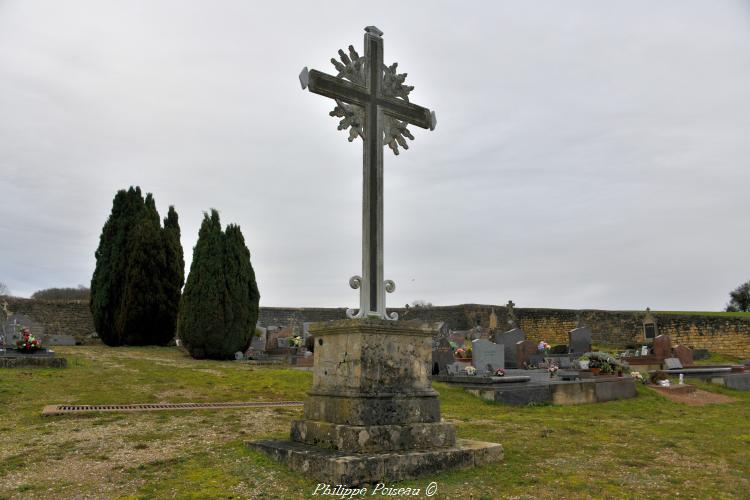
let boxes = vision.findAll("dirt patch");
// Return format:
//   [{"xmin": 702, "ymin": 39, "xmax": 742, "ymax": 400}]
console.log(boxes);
[{"xmin": 649, "ymin": 386, "xmax": 738, "ymax": 405}]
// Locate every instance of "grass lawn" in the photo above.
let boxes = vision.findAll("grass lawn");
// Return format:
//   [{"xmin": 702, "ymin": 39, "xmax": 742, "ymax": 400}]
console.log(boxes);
[{"xmin": 1, "ymin": 346, "xmax": 749, "ymax": 499}]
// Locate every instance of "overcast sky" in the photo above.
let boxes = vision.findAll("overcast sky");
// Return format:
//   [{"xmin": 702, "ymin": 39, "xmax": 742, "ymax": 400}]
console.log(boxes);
[{"xmin": 1, "ymin": 1, "xmax": 749, "ymax": 311}]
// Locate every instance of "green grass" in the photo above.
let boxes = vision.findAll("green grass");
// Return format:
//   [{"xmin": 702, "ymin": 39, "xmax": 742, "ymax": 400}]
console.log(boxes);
[{"xmin": 1, "ymin": 346, "xmax": 749, "ymax": 499}]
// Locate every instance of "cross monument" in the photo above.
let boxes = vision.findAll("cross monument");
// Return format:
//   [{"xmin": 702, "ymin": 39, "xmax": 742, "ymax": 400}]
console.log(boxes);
[{"xmin": 299, "ymin": 26, "xmax": 436, "ymax": 320}]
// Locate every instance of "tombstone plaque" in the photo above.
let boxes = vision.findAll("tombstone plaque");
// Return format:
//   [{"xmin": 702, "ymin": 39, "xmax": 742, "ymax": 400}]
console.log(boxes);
[
  {"xmin": 516, "ymin": 340, "xmax": 538, "ymax": 368},
  {"xmin": 493, "ymin": 327, "xmax": 525, "ymax": 368},
  {"xmin": 568, "ymin": 327, "xmax": 592, "ymax": 356},
  {"xmin": 471, "ymin": 339, "xmax": 504, "ymax": 375},
  {"xmin": 672, "ymin": 345, "xmax": 694, "ymax": 367},
  {"xmin": 653, "ymin": 334, "xmax": 672, "ymax": 360}
]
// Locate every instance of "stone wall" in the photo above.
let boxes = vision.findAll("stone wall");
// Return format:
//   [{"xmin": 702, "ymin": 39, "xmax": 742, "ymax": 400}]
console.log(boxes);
[
  {"xmin": 2, "ymin": 297, "xmax": 94, "ymax": 342},
  {"xmin": 2, "ymin": 297, "xmax": 749, "ymax": 357}
]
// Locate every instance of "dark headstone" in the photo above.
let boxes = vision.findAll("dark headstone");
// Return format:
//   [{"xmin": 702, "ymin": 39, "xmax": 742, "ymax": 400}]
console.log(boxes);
[
  {"xmin": 516, "ymin": 340, "xmax": 537, "ymax": 368},
  {"xmin": 664, "ymin": 357, "xmax": 683, "ymax": 370},
  {"xmin": 672, "ymin": 345, "xmax": 694, "ymax": 367},
  {"xmin": 693, "ymin": 349, "xmax": 710, "ymax": 361},
  {"xmin": 568, "ymin": 327, "xmax": 592, "ymax": 356},
  {"xmin": 653, "ymin": 334, "xmax": 672, "ymax": 361},
  {"xmin": 431, "ymin": 337, "xmax": 454, "ymax": 376},
  {"xmin": 550, "ymin": 344, "xmax": 568, "ymax": 355},
  {"xmin": 493, "ymin": 328, "xmax": 525, "ymax": 368}
]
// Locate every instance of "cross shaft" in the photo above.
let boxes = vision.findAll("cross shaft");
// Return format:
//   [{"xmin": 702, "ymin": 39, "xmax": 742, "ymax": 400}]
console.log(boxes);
[{"xmin": 299, "ymin": 26, "xmax": 435, "ymax": 320}]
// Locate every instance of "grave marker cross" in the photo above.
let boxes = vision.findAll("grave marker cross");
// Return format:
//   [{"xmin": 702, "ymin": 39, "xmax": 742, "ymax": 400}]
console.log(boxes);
[{"xmin": 299, "ymin": 26, "xmax": 436, "ymax": 320}]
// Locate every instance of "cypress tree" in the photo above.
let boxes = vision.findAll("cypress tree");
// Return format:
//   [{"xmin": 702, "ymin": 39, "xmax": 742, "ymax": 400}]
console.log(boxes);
[
  {"xmin": 90, "ymin": 187, "xmax": 184, "ymax": 346},
  {"xmin": 178, "ymin": 210, "xmax": 260, "ymax": 359},
  {"xmin": 160, "ymin": 206, "xmax": 185, "ymax": 343}
]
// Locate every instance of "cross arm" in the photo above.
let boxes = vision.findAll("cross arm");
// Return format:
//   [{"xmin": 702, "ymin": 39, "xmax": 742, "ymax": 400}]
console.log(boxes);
[
  {"xmin": 300, "ymin": 68, "xmax": 370, "ymax": 108},
  {"xmin": 379, "ymin": 96, "xmax": 435, "ymax": 130}
]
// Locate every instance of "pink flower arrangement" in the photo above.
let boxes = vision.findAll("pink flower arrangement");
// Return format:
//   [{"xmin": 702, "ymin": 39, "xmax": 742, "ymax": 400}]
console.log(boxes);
[
  {"xmin": 537, "ymin": 341, "xmax": 551, "ymax": 354},
  {"xmin": 494, "ymin": 368, "xmax": 506, "ymax": 377}
]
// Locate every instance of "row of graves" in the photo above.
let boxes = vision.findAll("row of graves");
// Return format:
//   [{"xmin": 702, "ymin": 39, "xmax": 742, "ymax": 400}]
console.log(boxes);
[
  {"xmin": 0, "ymin": 314, "xmax": 67, "ymax": 368},
  {"xmin": 236, "ymin": 323, "xmax": 315, "ymax": 368},
  {"xmin": 431, "ymin": 323, "xmax": 637, "ymax": 406},
  {"xmin": 624, "ymin": 333, "xmax": 750, "ymax": 392},
  {"xmin": 431, "ymin": 320, "xmax": 750, "ymax": 405}
]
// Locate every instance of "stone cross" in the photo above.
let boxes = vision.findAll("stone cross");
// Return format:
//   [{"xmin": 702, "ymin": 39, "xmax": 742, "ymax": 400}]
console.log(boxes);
[
  {"xmin": 299, "ymin": 26, "xmax": 436, "ymax": 320},
  {"xmin": 506, "ymin": 300, "xmax": 516, "ymax": 326}
]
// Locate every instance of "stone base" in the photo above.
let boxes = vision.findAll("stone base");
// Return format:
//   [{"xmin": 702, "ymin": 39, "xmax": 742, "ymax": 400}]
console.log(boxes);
[
  {"xmin": 248, "ymin": 438, "xmax": 502, "ymax": 486},
  {"xmin": 653, "ymin": 384, "xmax": 696, "ymax": 395},
  {"xmin": 0, "ymin": 356, "xmax": 67, "ymax": 368},
  {"xmin": 290, "ymin": 419, "xmax": 455, "ymax": 453},
  {"xmin": 303, "ymin": 393, "xmax": 440, "ymax": 426}
]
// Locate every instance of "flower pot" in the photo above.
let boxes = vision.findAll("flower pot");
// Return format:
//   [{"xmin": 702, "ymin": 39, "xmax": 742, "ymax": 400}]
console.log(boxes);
[
  {"xmin": 591, "ymin": 367, "xmax": 601, "ymax": 376},
  {"xmin": 579, "ymin": 360, "xmax": 589, "ymax": 370}
]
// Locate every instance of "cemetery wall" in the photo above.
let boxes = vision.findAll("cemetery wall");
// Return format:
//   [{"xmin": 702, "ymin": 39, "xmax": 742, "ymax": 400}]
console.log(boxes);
[
  {"xmin": 3, "ymin": 297, "xmax": 749, "ymax": 356},
  {"xmin": 3, "ymin": 297, "xmax": 94, "ymax": 342}
]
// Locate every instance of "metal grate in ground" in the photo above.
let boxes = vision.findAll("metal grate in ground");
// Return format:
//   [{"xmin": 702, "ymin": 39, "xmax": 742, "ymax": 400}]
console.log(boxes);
[{"xmin": 42, "ymin": 401, "xmax": 303, "ymax": 416}]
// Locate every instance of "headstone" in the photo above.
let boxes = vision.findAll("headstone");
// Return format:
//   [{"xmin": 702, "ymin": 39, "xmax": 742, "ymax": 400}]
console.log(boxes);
[
  {"xmin": 2, "ymin": 314, "xmax": 45, "ymax": 343},
  {"xmin": 664, "ymin": 357, "xmax": 683, "ymax": 370},
  {"xmin": 471, "ymin": 339, "xmax": 504, "ymax": 375},
  {"xmin": 568, "ymin": 327, "xmax": 592, "ymax": 356},
  {"xmin": 488, "ymin": 309, "xmax": 498, "ymax": 330},
  {"xmin": 234, "ymin": 351, "xmax": 245, "ymax": 361},
  {"xmin": 266, "ymin": 326, "xmax": 293, "ymax": 353},
  {"xmin": 431, "ymin": 337, "xmax": 454, "ymax": 376},
  {"xmin": 550, "ymin": 344, "xmax": 568, "ymax": 355},
  {"xmin": 642, "ymin": 308, "xmax": 658, "ymax": 342},
  {"xmin": 693, "ymin": 348, "xmax": 710, "ymax": 360},
  {"xmin": 250, "ymin": 327, "xmax": 267, "ymax": 352},
  {"xmin": 516, "ymin": 340, "xmax": 537, "ymax": 368},
  {"xmin": 493, "ymin": 327, "xmax": 525, "ymax": 368},
  {"xmin": 672, "ymin": 345, "xmax": 694, "ymax": 367},
  {"xmin": 653, "ymin": 334, "xmax": 672, "ymax": 360}
]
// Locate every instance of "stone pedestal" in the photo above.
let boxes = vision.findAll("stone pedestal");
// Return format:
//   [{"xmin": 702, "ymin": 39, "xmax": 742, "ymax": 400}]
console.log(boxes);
[{"xmin": 249, "ymin": 319, "xmax": 502, "ymax": 485}]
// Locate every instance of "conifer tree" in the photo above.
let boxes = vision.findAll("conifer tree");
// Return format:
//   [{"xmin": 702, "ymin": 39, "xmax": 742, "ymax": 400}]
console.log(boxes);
[
  {"xmin": 90, "ymin": 187, "xmax": 184, "ymax": 346},
  {"xmin": 178, "ymin": 210, "xmax": 260, "ymax": 359}
]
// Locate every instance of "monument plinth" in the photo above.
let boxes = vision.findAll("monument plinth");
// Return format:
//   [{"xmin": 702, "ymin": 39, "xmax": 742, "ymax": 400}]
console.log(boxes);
[{"xmin": 249, "ymin": 320, "xmax": 502, "ymax": 484}]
